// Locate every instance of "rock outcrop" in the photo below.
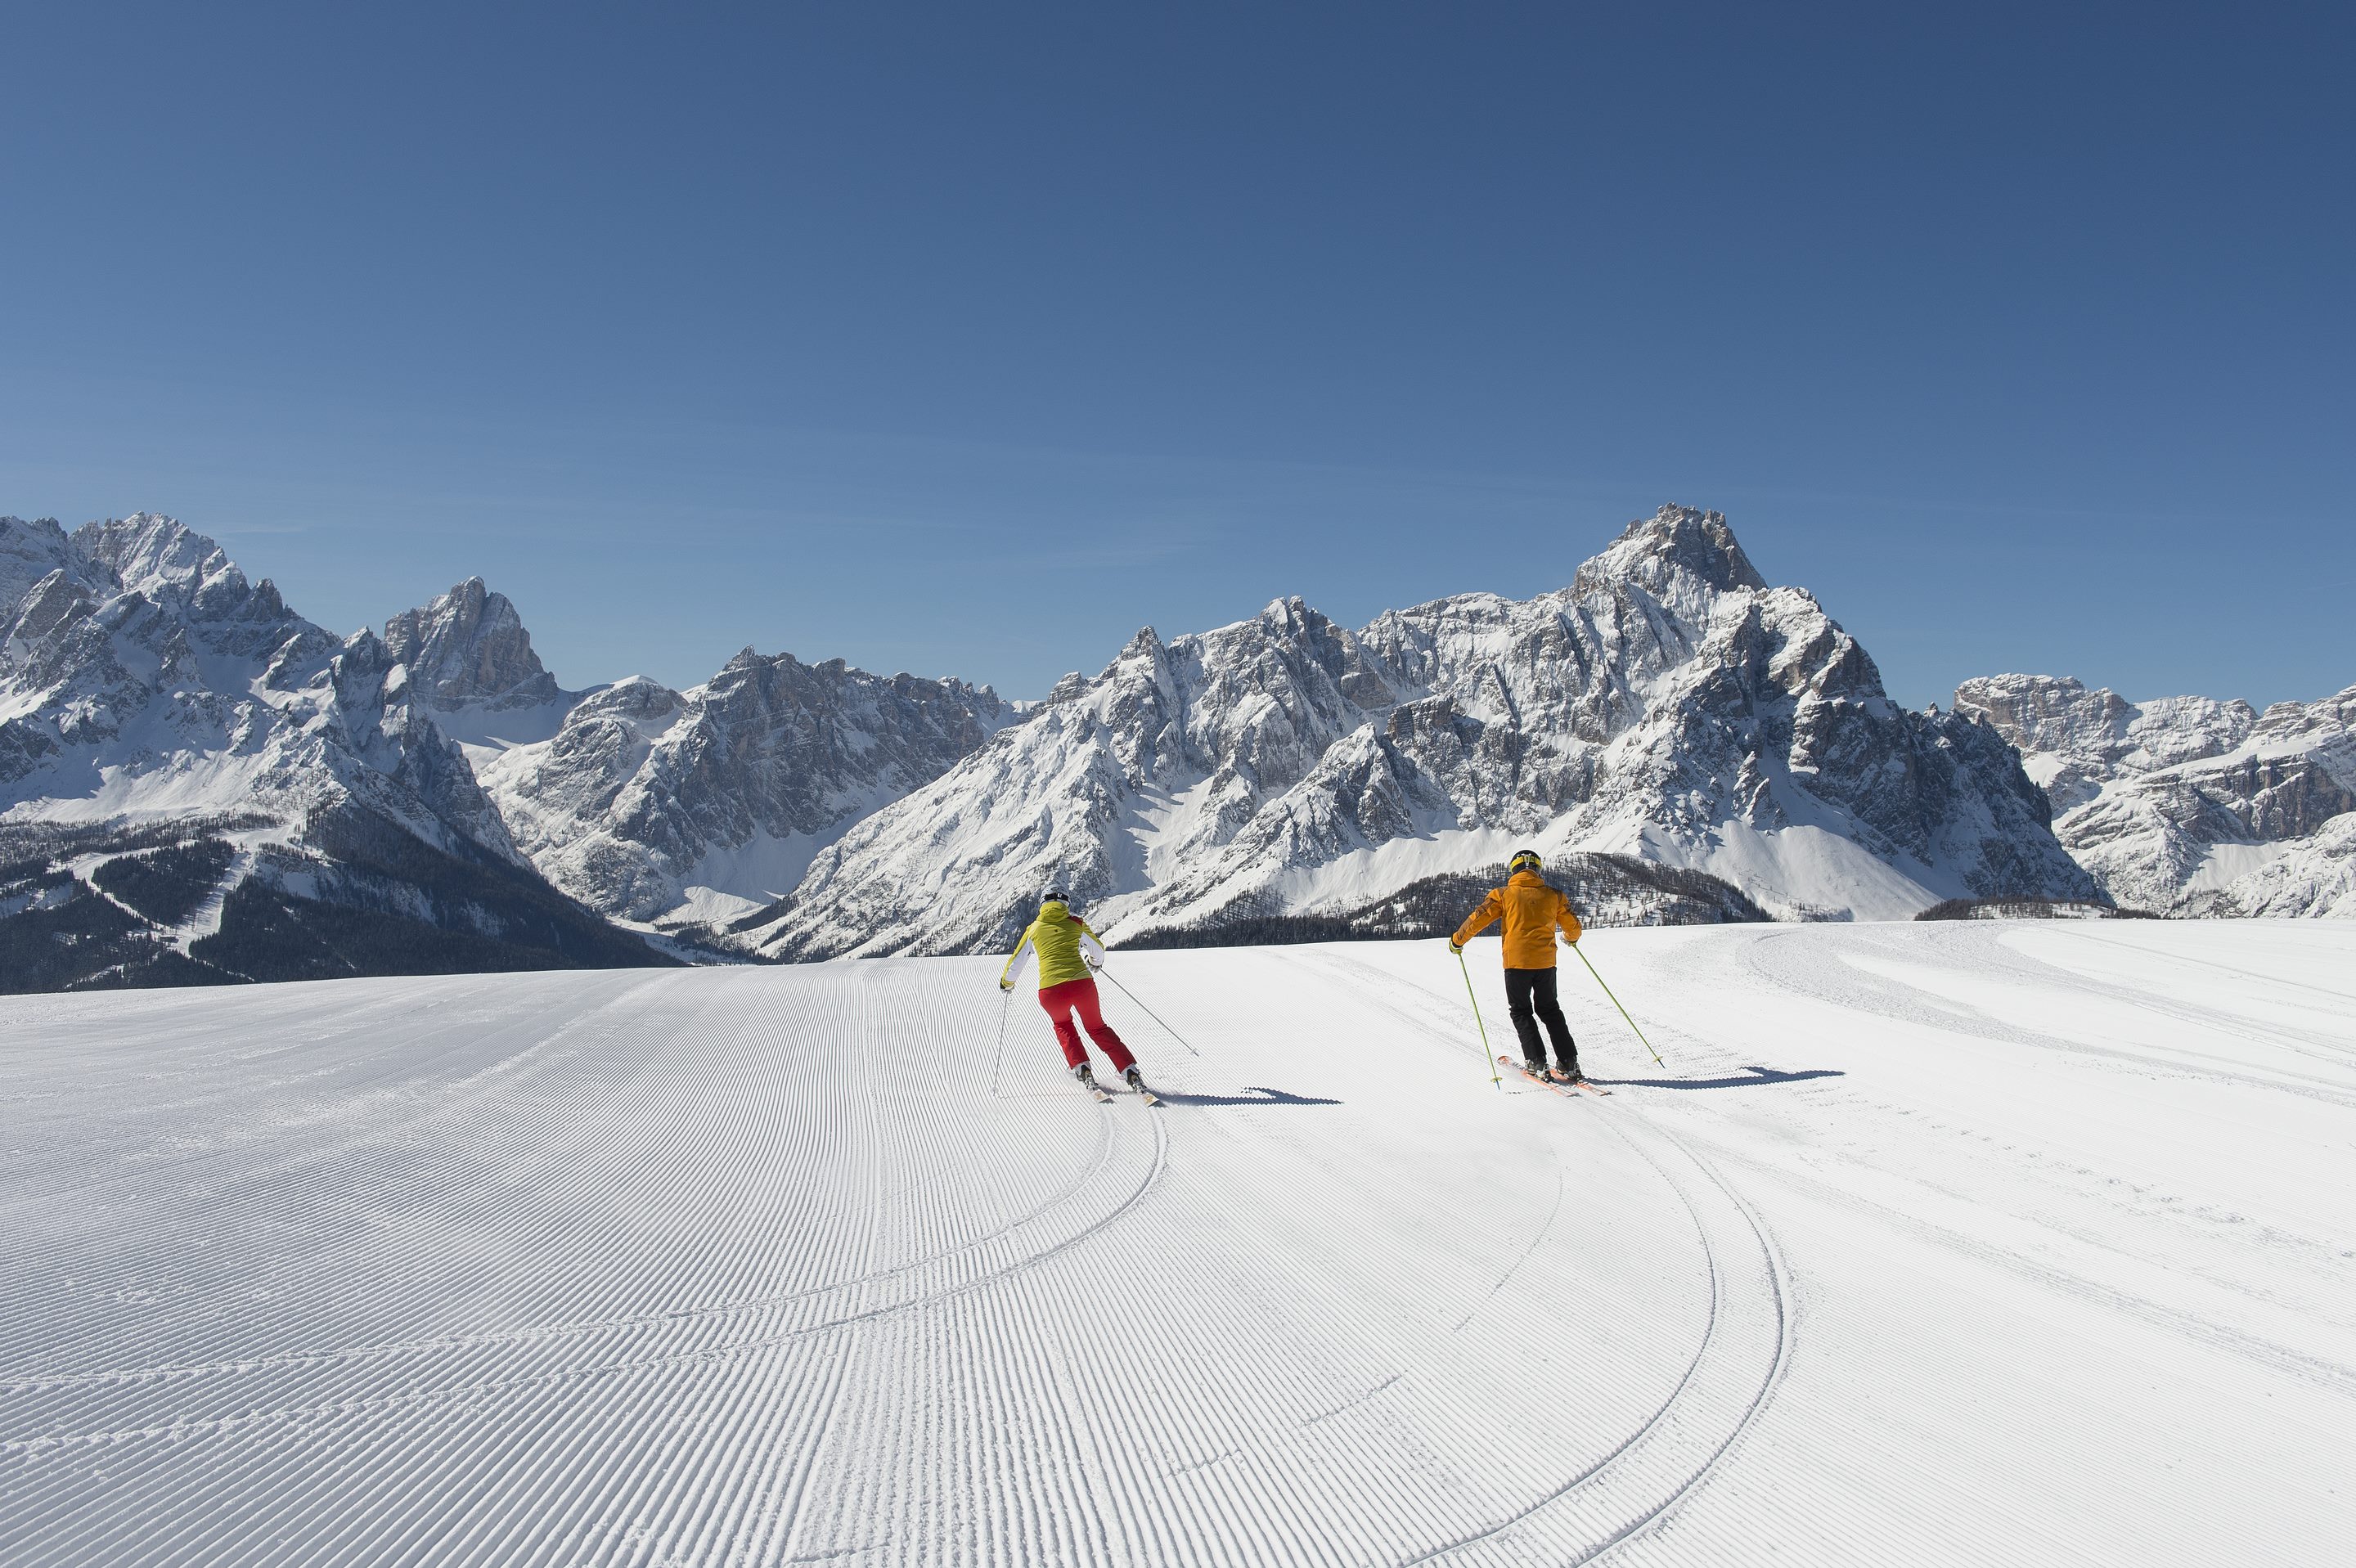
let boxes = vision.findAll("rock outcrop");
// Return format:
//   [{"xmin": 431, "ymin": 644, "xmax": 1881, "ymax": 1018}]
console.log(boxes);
[{"xmin": 1961, "ymin": 674, "xmax": 2356, "ymax": 916}]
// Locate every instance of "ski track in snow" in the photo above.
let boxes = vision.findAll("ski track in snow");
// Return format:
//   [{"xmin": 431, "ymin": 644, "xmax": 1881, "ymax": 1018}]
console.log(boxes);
[{"xmin": 2, "ymin": 923, "xmax": 2353, "ymax": 1565}]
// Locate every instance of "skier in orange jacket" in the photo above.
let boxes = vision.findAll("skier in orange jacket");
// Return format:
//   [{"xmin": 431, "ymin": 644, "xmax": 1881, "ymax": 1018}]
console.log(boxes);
[{"xmin": 1451, "ymin": 849, "xmax": 1586, "ymax": 1082}]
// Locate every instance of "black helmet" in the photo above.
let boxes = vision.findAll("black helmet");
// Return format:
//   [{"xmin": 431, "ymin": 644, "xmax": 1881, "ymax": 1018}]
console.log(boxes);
[{"xmin": 1508, "ymin": 849, "xmax": 1543, "ymax": 874}]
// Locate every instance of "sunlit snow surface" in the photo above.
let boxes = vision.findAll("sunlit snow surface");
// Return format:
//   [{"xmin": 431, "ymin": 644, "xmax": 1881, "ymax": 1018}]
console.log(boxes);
[{"xmin": 3, "ymin": 923, "xmax": 2352, "ymax": 1566}]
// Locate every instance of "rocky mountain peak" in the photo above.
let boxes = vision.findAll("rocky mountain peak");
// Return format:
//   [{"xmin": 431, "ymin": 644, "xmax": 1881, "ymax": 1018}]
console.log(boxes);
[
  {"xmin": 70, "ymin": 513, "xmax": 242, "ymax": 605},
  {"xmin": 1095, "ymin": 627, "xmax": 1169, "ymax": 682},
  {"xmin": 383, "ymin": 577, "xmax": 562, "ymax": 715},
  {"xmin": 1576, "ymin": 505, "xmax": 1769, "ymax": 600},
  {"xmin": 1258, "ymin": 595, "xmax": 1320, "ymax": 633},
  {"xmin": 0, "ymin": 516, "xmax": 77, "ymax": 610},
  {"xmin": 1042, "ymin": 670, "xmax": 1095, "ymax": 705}
]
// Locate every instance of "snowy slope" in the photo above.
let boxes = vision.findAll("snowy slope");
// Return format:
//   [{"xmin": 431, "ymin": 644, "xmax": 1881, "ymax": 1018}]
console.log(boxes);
[
  {"xmin": 1959, "ymin": 674, "xmax": 2356, "ymax": 916},
  {"xmin": 3, "ymin": 922, "xmax": 2349, "ymax": 1565},
  {"xmin": 746, "ymin": 507, "xmax": 2089, "ymax": 959}
]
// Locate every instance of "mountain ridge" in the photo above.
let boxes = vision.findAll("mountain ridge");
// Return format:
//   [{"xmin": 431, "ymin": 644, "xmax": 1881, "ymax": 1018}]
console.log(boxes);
[
  {"xmin": 1957, "ymin": 672, "xmax": 2356, "ymax": 917},
  {"xmin": 0, "ymin": 513, "xmax": 668, "ymax": 991},
  {"xmin": 13, "ymin": 502, "xmax": 2345, "ymax": 995},
  {"xmin": 738, "ymin": 505, "xmax": 2093, "ymax": 960}
]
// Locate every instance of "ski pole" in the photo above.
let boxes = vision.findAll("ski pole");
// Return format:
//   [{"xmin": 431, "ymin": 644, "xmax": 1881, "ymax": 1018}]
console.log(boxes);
[
  {"xmin": 991, "ymin": 986, "xmax": 1009, "ymax": 1096},
  {"xmin": 1456, "ymin": 948, "xmax": 1503, "ymax": 1088},
  {"xmin": 1573, "ymin": 942, "xmax": 1664, "ymax": 1065},
  {"xmin": 1094, "ymin": 964, "xmax": 1203, "ymax": 1057}
]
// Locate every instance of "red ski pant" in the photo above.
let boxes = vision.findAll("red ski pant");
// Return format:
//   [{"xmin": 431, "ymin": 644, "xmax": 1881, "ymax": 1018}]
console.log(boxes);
[{"xmin": 1037, "ymin": 977, "xmax": 1135, "ymax": 1073}]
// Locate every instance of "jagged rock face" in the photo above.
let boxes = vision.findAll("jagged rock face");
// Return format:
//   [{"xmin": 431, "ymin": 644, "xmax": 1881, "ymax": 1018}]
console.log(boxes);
[
  {"xmin": 747, "ymin": 505, "xmax": 2093, "ymax": 959},
  {"xmin": 2, "ymin": 515, "xmax": 523, "ymax": 853},
  {"xmin": 0, "ymin": 515, "xmax": 79, "ymax": 613},
  {"xmin": 0, "ymin": 513, "xmax": 503, "ymax": 851},
  {"xmin": 0, "ymin": 518, "xmax": 668, "ymax": 988},
  {"xmin": 383, "ymin": 577, "xmax": 563, "ymax": 717},
  {"xmin": 1954, "ymin": 674, "xmax": 2258, "ymax": 813},
  {"xmin": 0, "ymin": 513, "xmax": 617, "ymax": 950},
  {"xmin": 471, "ymin": 649, "xmax": 1017, "ymax": 923},
  {"xmin": 1967, "ymin": 674, "xmax": 2356, "ymax": 916}
]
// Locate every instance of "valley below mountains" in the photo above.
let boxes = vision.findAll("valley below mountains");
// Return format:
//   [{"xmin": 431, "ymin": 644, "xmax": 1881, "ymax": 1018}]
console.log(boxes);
[{"xmin": 3, "ymin": 505, "xmax": 2345, "ymax": 993}]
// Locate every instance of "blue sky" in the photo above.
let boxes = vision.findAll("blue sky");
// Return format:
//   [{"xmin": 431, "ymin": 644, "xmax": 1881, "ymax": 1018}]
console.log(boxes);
[{"xmin": 3, "ymin": 2, "xmax": 2349, "ymax": 708}]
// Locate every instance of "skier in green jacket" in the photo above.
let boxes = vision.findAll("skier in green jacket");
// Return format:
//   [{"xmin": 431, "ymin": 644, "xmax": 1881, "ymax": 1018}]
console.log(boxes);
[{"xmin": 1000, "ymin": 892, "xmax": 1144, "ymax": 1093}]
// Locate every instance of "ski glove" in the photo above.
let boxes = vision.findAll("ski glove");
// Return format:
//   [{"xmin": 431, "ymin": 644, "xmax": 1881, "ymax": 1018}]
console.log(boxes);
[
  {"xmin": 999, "ymin": 980, "xmax": 1014, "ymax": 993},
  {"xmin": 1448, "ymin": 941, "xmax": 1464, "ymax": 956}
]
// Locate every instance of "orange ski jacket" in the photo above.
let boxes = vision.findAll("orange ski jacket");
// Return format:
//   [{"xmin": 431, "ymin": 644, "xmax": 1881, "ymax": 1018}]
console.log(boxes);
[{"xmin": 1453, "ymin": 870, "xmax": 1582, "ymax": 968}]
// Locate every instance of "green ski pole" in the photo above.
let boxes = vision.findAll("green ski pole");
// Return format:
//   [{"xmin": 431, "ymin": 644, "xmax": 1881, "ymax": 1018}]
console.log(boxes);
[
  {"xmin": 1573, "ymin": 942, "xmax": 1665, "ymax": 1066},
  {"xmin": 1457, "ymin": 947, "xmax": 1503, "ymax": 1088}
]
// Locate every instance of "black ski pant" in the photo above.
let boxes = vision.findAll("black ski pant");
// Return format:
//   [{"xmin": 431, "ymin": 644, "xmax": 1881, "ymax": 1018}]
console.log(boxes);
[{"xmin": 1504, "ymin": 966, "xmax": 1579, "ymax": 1075}]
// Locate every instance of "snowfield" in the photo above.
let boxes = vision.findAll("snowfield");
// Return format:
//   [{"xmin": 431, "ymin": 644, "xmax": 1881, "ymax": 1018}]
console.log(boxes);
[{"xmin": 3, "ymin": 922, "xmax": 2352, "ymax": 1566}]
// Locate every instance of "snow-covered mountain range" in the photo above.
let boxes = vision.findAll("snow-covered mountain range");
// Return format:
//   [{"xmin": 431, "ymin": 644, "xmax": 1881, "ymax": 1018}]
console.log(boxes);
[
  {"xmin": 11, "ymin": 501, "xmax": 2341, "ymax": 993},
  {"xmin": 464, "ymin": 651, "xmax": 1016, "ymax": 926},
  {"xmin": 371, "ymin": 575, "xmax": 1018, "ymax": 927},
  {"xmin": 1956, "ymin": 674, "xmax": 2356, "ymax": 917},
  {"xmin": 738, "ymin": 506, "xmax": 2092, "ymax": 959},
  {"xmin": 0, "ymin": 515, "xmax": 660, "ymax": 990}
]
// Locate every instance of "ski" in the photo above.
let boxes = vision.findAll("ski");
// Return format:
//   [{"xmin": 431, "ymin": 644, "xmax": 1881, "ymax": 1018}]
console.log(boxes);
[
  {"xmin": 1499, "ymin": 1056, "xmax": 1608, "ymax": 1096},
  {"xmin": 1500, "ymin": 1055, "xmax": 1564, "ymax": 1094},
  {"xmin": 1088, "ymin": 1084, "xmax": 1113, "ymax": 1103},
  {"xmin": 1134, "ymin": 1085, "xmax": 1161, "ymax": 1106}
]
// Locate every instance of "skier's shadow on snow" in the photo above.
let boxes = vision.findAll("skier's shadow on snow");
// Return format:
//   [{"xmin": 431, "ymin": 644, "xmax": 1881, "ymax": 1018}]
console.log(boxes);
[
  {"xmin": 1157, "ymin": 1085, "xmax": 1342, "ymax": 1107},
  {"xmin": 1591, "ymin": 1066, "xmax": 1844, "ymax": 1091}
]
